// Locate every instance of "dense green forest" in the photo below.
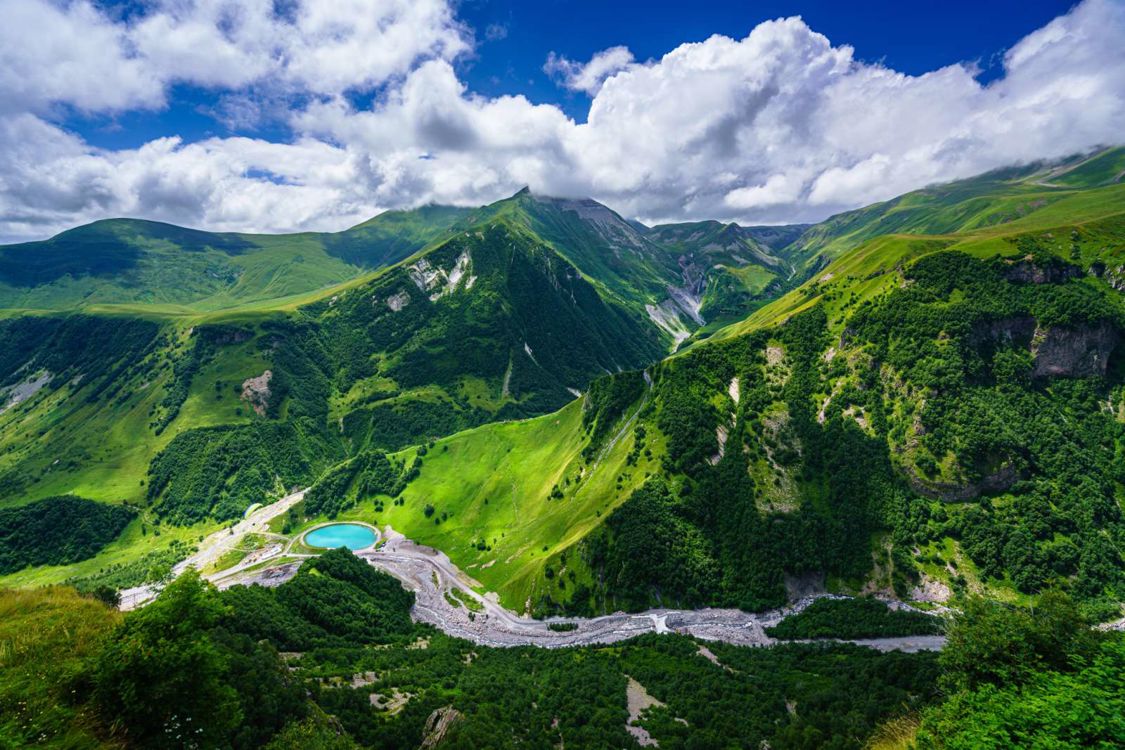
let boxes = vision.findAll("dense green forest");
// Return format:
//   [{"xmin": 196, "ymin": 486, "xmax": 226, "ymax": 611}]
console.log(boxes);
[
  {"xmin": 915, "ymin": 592, "xmax": 1124, "ymax": 748},
  {"xmin": 5, "ymin": 550, "xmax": 1119, "ymax": 749},
  {"xmin": 557, "ymin": 244, "xmax": 1125, "ymax": 617},
  {"xmin": 765, "ymin": 597, "xmax": 943, "ymax": 639},
  {"xmin": 0, "ymin": 496, "xmax": 135, "ymax": 573},
  {"xmin": 1, "ymin": 550, "xmax": 944, "ymax": 749}
]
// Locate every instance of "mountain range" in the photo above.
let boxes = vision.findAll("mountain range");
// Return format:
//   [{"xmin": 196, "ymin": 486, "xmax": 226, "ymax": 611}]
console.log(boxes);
[{"xmin": 1, "ymin": 145, "xmax": 1124, "ymax": 749}]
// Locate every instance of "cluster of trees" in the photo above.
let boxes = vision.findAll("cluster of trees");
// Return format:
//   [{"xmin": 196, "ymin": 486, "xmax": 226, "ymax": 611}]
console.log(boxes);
[
  {"xmin": 765, "ymin": 597, "xmax": 943, "ymax": 639},
  {"xmin": 220, "ymin": 548, "xmax": 416, "ymax": 651},
  {"xmin": 566, "ymin": 247, "xmax": 1124, "ymax": 615},
  {"xmin": 571, "ymin": 306, "xmax": 906, "ymax": 614},
  {"xmin": 68, "ymin": 538, "xmax": 196, "ymax": 594},
  {"xmin": 303, "ymin": 450, "xmax": 409, "ymax": 518},
  {"xmin": 21, "ymin": 545, "xmax": 1118, "ymax": 749},
  {"xmin": 79, "ymin": 549, "xmax": 415, "ymax": 748},
  {"xmin": 147, "ymin": 421, "xmax": 341, "ymax": 523},
  {"xmin": 153, "ymin": 325, "xmax": 252, "ymax": 433},
  {"xmin": 0, "ymin": 315, "xmax": 160, "ymax": 396},
  {"xmin": 0, "ymin": 496, "xmax": 134, "ymax": 573},
  {"xmin": 915, "ymin": 591, "xmax": 1123, "ymax": 747},
  {"xmin": 584, "ymin": 479, "xmax": 720, "ymax": 610},
  {"xmin": 851, "ymin": 251, "xmax": 1125, "ymax": 605},
  {"xmin": 342, "ymin": 398, "xmax": 479, "ymax": 453},
  {"xmin": 581, "ymin": 370, "xmax": 646, "ymax": 459}
]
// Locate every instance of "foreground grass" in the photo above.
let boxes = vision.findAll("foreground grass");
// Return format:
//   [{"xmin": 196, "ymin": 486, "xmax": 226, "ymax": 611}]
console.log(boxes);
[{"xmin": 0, "ymin": 587, "xmax": 119, "ymax": 749}]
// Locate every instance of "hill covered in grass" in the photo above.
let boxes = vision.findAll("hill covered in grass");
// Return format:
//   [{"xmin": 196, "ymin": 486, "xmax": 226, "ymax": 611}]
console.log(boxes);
[
  {"xmin": 775, "ymin": 146, "xmax": 1125, "ymax": 278},
  {"xmin": 0, "ymin": 206, "xmax": 471, "ymax": 312}
]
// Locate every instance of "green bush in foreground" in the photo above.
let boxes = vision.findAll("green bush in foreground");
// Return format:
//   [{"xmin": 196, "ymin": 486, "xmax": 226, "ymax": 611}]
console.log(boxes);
[{"xmin": 915, "ymin": 591, "xmax": 1123, "ymax": 749}]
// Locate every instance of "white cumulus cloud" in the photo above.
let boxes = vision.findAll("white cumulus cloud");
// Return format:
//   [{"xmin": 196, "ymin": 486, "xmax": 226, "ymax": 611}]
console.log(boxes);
[
  {"xmin": 0, "ymin": 0, "xmax": 1123, "ymax": 242},
  {"xmin": 544, "ymin": 46, "xmax": 636, "ymax": 95}
]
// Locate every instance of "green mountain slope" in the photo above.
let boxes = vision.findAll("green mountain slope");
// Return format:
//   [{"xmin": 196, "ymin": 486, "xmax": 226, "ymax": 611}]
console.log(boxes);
[
  {"xmin": 645, "ymin": 220, "xmax": 804, "ymax": 324},
  {"xmin": 3, "ymin": 160, "xmax": 1125, "ymax": 625},
  {"xmin": 0, "ymin": 206, "xmax": 471, "ymax": 312},
  {"xmin": 310, "ymin": 175, "xmax": 1125, "ymax": 617},
  {"xmin": 778, "ymin": 147, "xmax": 1125, "ymax": 277},
  {"xmin": 462, "ymin": 191, "xmax": 806, "ymax": 347},
  {"xmin": 0, "ymin": 208, "xmax": 667, "ymax": 547}
]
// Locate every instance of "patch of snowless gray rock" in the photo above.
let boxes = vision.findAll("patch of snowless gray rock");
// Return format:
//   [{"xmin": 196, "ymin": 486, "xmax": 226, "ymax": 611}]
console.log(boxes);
[{"xmin": 232, "ymin": 527, "xmax": 945, "ymax": 653}]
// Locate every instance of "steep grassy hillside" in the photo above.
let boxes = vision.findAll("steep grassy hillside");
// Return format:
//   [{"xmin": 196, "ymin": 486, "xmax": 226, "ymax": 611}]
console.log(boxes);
[
  {"xmin": 0, "ymin": 204, "xmax": 675, "ymax": 589},
  {"xmin": 464, "ymin": 190, "xmax": 805, "ymax": 347},
  {"xmin": 778, "ymin": 147, "xmax": 1125, "ymax": 277}
]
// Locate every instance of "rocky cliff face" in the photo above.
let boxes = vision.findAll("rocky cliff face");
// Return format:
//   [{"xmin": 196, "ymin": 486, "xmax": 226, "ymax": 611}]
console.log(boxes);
[
  {"xmin": 1032, "ymin": 321, "xmax": 1120, "ymax": 378},
  {"xmin": 969, "ymin": 316, "xmax": 1037, "ymax": 348},
  {"xmin": 970, "ymin": 316, "xmax": 1120, "ymax": 379},
  {"xmin": 1001, "ymin": 258, "xmax": 1082, "ymax": 285}
]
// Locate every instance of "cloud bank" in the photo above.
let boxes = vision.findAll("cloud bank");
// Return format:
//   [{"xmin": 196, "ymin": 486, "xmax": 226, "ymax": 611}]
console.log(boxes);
[{"xmin": 0, "ymin": 0, "xmax": 1122, "ymax": 241}]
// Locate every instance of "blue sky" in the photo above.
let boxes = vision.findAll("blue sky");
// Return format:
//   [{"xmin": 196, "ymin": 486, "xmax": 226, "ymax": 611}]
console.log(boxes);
[
  {"xmin": 0, "ymin": 0, "xmax": 1120, "ymax": 241},
  {"xmin": 77, "ymin": 0, "xmax": 1075, "ymax": 149},
  {"xmin": 455, "ymin": 0, "xmax": 1075, "ymax": 115}
]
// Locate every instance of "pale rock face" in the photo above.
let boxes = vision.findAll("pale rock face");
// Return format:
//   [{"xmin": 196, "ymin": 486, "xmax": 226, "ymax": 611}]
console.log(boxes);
[
  {"xmin": 646, "ymin": 300, "xmax": 691, "ymax": 346},
  {"xmin": 420, "ymin": 706, "xmax": 463, "ymax": 749},
  {"xmin": 0, "ymin": 369, "xmax": 51, "ymax": 414},
  {"xmin": 240, "ymin": 370, "xmax": 273, "ymax": 416},
  {"xmin": 408, "ymin": 250, "xmax": 475, "ymax": 301},
  {"xmin": 969, "ymin": 315, "xmax": 1120, "ymax": 379},
  {"xmin": 386, "ymin": 290, "xmax": 411, "ymax": 311},
  {"xmin": 1031, "ymin": 321, "xmax": 1120, "ymax": 378}
]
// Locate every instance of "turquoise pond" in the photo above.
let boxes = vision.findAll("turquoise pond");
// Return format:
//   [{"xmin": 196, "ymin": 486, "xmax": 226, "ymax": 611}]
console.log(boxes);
[{"xmin": 304, "ymin": 523, "xmax": 377, "ymax": 550}]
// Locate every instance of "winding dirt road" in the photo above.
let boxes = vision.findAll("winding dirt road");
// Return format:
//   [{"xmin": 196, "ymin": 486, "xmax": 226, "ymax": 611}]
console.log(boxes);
[{"xmin": 119, "ymin": 489, "xmax": 306, "ymax": 609}]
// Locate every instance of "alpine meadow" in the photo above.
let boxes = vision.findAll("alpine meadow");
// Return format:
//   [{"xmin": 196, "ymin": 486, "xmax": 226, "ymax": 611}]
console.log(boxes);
[{"xmin": 1, "ymin": 1, "xmax": 1124, "ymax": 749}]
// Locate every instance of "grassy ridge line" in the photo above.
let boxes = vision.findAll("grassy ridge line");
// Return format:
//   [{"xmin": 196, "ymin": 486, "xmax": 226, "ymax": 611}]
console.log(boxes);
[
  {"xmin": 712, "ymin": 183, "xmax": 1125, "ymax": 340},
  {"xmin": 0, "ymin": 207, "xmax": 472, "ymax": 314},
  {"xmin": 779, "ymin": 156, "xmax": 1123, "ymax": 271}
]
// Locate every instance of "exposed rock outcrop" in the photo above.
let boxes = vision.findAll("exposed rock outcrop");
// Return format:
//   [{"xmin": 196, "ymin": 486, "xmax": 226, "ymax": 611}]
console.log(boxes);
[
  {"xmin": 969, "ymin": 316, "xmax": 1037, "ymax": 348},
  {"xmin": 240, "ymin": 370, "xmax": 273, "ymax": 416},
  {"xmin": 969, "ymin": 316, "xmax": 1120, "ymax": 379},
  {"xmin": 0, "ymin": 369, "xmax": 52, "ymax": 414},
  {"xmin": 906, "ymin": 463, "xmax": 1019, "ymax": 502},
  {"xmin": 408, "ymin": 250, "xmax": 475, "ymax": 301},
  {"xmin": 420, "ymin": 706, "xmax": 462, "ymax": 749},
  {"xmin": 1001, "ymin": 258, "xmax": 1082, "ymax": 284},
  {"xmin": 386, "ymin": 290, "xmax": 411, "ymax": 311},
  {"xmin": 1031, "ymin": 321, "xmax": 1120, "ymax": 378}
]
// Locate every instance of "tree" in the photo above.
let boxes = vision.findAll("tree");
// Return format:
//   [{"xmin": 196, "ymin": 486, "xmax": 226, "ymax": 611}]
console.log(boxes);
[
  {"xmin": 91, "ymin": 570, "xmax": 242, "ymax": 747},
  {"xmin": 938, "ymin": 591, "xmax": 1097, "ymax": 693}
]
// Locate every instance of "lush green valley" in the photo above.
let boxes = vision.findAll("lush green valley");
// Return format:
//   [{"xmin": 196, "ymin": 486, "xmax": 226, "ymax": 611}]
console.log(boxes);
[{"xmin": 0, "ymin": 152, "xmax": 1123, "ymax": 748}]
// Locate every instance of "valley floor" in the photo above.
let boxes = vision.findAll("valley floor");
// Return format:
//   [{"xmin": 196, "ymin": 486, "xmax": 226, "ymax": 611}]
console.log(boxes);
[{"xmin": 134, "ymin": 490, "xmax": 946, "ymax": 651}]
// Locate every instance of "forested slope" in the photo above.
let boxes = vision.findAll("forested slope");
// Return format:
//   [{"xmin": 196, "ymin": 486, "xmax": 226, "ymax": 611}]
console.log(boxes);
[{"xmin": 354, "ymin": 176, "xmax": 1125, "ymax": 620}]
